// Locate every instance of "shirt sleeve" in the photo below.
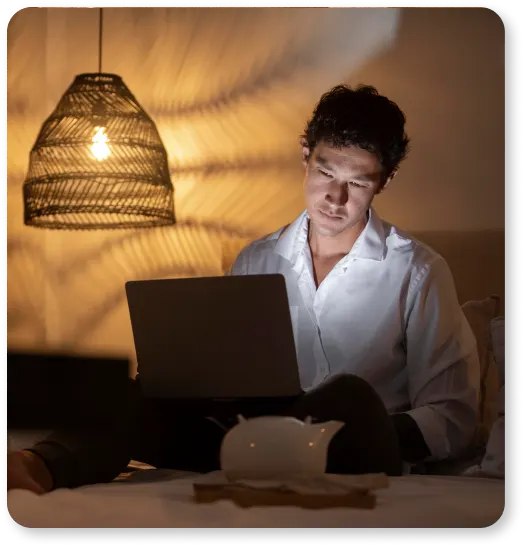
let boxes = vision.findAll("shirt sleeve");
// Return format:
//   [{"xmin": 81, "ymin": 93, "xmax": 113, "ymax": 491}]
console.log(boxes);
[
  {"xmin": 403, "ymin": 256, "xmax": 480, "ymax": 461},
  {"xmin": 226, "ymin": 243, "xmax": 252, "ymax": 276}
]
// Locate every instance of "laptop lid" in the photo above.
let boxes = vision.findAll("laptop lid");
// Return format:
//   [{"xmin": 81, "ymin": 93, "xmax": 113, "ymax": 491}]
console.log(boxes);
[{"xmin": 125, "ymin": 274, "xmax": 301, "ymax": 399}]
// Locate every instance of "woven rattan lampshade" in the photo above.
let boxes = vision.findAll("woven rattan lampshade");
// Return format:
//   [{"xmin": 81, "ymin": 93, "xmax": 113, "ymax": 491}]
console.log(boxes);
[{"xmin": 23, "ymin": 72, "xmax": 176, "ymax": 229}]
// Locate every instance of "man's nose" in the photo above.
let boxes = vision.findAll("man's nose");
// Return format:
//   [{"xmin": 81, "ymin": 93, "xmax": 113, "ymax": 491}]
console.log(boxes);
[{"xmin": 325, "ymin": 182, "xmax": 348, "ymax": 206}]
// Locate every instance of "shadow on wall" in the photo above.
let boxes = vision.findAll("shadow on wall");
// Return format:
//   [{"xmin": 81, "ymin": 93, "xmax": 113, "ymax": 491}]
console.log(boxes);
[
  {"xmin": 7, "ymin": 221, "xmax": 254, "ymax": 350},
  {"xmin": 7, "ymin": 240, "xmax": 53, "ymax": 345}
]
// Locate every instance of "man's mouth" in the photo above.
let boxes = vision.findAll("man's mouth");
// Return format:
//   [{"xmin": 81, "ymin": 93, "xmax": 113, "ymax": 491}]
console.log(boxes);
[{"xmin": 318, "ymin": 208, "xmax": 344, "ymax": 220}]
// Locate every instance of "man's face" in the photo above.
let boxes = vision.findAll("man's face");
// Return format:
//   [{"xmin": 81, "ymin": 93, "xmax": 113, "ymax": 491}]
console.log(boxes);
[{"xmin": 302, "ymin": 141, "xmax": 387, "ymax": 238}]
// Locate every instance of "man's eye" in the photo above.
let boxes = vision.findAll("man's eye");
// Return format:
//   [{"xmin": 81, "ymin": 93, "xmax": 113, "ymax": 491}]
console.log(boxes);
[
  {"xmin": 318, "ymin": 169, "xmax": 332, "ymax": 178},
  {"xmin": 349, "ymin": 181, "xmax": 364, "ymax": 188}
]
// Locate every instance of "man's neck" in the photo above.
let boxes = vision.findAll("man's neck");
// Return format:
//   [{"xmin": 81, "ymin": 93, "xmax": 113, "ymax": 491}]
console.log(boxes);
[{"xmin": 308, "ymin": 216, "xmax": 367, "ymax": 259}]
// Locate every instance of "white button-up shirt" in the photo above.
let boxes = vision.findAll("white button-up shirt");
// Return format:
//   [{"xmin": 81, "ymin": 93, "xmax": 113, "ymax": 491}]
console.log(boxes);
[{"xmin": 231, "ymin": 208, "xmax": 479, "ymax": 461}]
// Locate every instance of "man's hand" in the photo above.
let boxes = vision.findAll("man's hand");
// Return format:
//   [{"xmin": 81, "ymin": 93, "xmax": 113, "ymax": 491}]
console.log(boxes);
[{"xmin": 7, "ymin": 450, "xmax": 53, "ymax": 494}]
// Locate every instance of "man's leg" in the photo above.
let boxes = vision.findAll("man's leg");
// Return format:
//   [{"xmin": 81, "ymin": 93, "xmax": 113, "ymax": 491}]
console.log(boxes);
[
  {"xmin": 130, "ymin": 394, "xmax": 225, "ymax": 473},
  {"xmin": 131, "ymin": 393, "xmax": 303, "ymax": 473},
  {"xmin": 137, "ymin": 374, "xmax": 406, "ymax": 476},
  {"xmin": 27, "ymin": 377, "xmax": 142, "ymax": 489},
  {"xmin": 28, "ymin": 377, "xmax": 228, "ymax": 486},
  {"xmin": 33, "ymin": 372, "xmax": 403, "ymax": 481},
  {"xmin": 288, "ymin": 373, "xmax": 404, "ymax": 476}
]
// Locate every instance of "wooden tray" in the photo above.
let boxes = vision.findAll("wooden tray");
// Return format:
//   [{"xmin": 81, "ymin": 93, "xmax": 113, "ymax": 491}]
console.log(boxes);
[{"xmin": 193, "ymin": 482, "xmax": 376, "ymax": 509}]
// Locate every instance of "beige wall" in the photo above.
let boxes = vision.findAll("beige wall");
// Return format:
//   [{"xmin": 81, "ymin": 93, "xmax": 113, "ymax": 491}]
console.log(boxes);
[{"xmin": 7, "ymin": 8, "xmax": 504, "ymax": 368}]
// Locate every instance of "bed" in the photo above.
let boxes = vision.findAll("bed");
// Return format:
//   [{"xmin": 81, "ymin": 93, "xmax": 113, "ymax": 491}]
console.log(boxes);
[{"xmin": 7, "ymin": 468, "xmax": 504, "ymax": 528}]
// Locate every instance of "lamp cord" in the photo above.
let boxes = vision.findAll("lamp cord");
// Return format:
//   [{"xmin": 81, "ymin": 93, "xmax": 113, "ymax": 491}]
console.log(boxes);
[{"xmin": 98, "ymin": 8, "xmax": 103, "ymax": 74}]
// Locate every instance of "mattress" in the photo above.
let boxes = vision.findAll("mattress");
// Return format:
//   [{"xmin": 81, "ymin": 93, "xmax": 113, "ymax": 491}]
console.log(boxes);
[{"xmin": 7, "ymin": 470, "xmax": 504, "ymax": 528}]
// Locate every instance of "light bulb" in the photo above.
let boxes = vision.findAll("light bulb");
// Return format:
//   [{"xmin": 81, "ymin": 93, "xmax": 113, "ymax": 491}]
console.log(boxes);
[{"xmin": 90, "ymin": 126, "xmax": 111, "ymax": 161}]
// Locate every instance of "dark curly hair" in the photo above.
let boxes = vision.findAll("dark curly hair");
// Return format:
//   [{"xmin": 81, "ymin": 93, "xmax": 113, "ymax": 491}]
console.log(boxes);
[{"xmin": 302, "ymin": 85, "xmax": 410, "ymax": 183}]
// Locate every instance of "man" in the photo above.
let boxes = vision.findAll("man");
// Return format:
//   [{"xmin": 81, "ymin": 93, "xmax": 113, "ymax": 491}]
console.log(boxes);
[{"xmin": 8, "ymin": 85, "xmax": 479, "ymax": 494}]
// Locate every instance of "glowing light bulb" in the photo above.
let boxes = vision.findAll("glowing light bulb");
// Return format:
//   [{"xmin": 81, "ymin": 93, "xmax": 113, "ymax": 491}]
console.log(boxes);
[{"xmin": 90, "ymin": 126, "xmax": 110, "ymax": 161}]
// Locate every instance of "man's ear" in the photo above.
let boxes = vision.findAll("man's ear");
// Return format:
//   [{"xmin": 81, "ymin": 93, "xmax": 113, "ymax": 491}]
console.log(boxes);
[
  {"xmin": 300, "ymin": 138, "xmax": 311, "ymax": 168},
  {"xmin": 377, "ymin": 168, "xmax": 398, "ymax": 194}
]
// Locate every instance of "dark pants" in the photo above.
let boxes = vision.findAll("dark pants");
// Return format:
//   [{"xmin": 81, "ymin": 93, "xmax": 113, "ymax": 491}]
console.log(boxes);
[
  {"xmin": 33, "ymin": 373, "xmax": 408, "ymax": 489},
  {"xmin": 130, "ymin": 373, "xmax": 404, "ymax": 476}
]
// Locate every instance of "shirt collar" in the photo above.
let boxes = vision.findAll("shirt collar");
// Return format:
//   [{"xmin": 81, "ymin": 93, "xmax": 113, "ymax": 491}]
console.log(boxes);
[
  {"xmin": 274, "ymin": 210, "xmax": 309, "ymax": 266},
  {"xmin": 274, "ymin": 207, "xmax": 386, "ymax": 266},
  {"xmin": 352, "ymin": 207, "xmax": 387, "ymax": 262}
]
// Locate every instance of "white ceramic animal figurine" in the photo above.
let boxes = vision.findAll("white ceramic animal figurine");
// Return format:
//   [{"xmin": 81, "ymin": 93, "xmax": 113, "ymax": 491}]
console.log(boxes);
[{"xmin": 220, "ymin": 415, "xmax": 344, "ymax": 480}]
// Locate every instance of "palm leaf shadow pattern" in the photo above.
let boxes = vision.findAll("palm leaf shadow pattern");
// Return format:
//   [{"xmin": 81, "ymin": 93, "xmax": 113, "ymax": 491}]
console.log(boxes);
[
  {"xmin": 7, "ymin": 239, "xmax": 59, "ymax": 344},
  {"xmin": 55, "ymin": 221, "xmax": 257, "ymax": 346}
]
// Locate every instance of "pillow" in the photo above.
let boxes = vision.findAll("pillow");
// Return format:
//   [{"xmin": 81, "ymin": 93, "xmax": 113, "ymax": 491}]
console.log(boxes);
[
  {"xmin": 463, "ymin": 317, "xmax": 505, "ymax": 479},
  {"xmin": 414, "ymin": 299, "xmax": 501, "ymax": 477},
  {"xmin": 462, "ymin": 416, "xmax": 506, "ymax": 479},
  {"xmin": 461, "ymin": 296, "xmax": 501, "ymax": 442},
  {"xmin": 490, "ymin": 316, "xmax": 505, "ymax": 386},
  {"xmin": 478, "ymin": 388, "xmax": 505, "ymax": 478}
]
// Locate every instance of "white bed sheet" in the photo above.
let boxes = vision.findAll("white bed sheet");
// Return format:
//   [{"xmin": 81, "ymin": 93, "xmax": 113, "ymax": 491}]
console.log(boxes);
[{"xmin": 8, "ymin": 471, "xmax": 504, "ymax": 528}]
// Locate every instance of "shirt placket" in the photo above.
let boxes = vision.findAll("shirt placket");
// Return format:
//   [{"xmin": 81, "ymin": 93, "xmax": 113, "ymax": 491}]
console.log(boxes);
[
  {"xmin": 311, "ymin": 253, "xmax": 358, "ymax": 384},
  {"xmin": 299, "ymin": 254, "xmax": 337, "ymax": 385}
]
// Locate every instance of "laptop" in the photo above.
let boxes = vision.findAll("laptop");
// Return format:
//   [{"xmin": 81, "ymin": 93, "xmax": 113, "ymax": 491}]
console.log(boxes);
[{"xmin": 125, "ymin": 274, "xmax": 302, "ymax": 399}]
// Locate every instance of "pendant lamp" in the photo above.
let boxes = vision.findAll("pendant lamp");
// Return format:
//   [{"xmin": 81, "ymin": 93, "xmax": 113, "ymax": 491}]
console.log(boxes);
[{"xmin": 23, "ymin": 8, "xmax": 176, "ymax": 229}]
